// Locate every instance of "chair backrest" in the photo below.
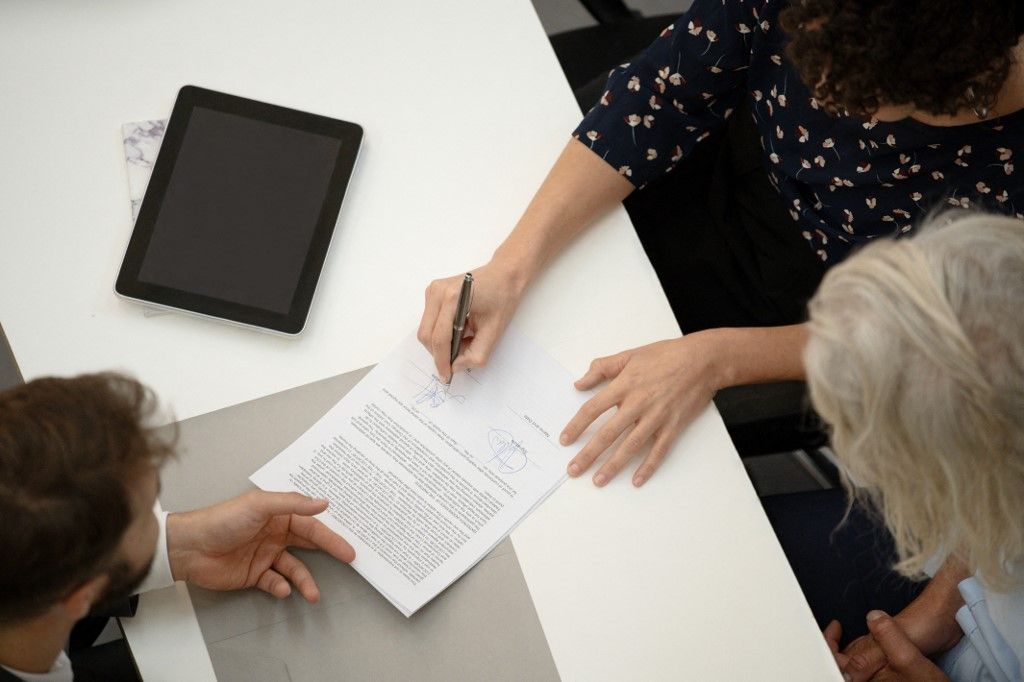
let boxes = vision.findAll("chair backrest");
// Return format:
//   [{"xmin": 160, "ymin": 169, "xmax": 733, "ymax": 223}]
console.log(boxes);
[{"xmin": 578, "ymin": 0, "xmax": 637, "ymax": 24}]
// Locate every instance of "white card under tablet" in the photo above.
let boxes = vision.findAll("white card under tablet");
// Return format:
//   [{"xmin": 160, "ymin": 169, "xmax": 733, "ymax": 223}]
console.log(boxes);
[{"xmin": 115, "ymin": 85, "xmax": 363, "ymax": 335}]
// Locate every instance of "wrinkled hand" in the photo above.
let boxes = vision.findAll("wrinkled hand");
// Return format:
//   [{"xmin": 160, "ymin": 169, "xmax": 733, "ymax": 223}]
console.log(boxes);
[
  {"xmin": 418, "ymin": 260, "xmax": 526, "ymax": 382},
  {"xmin": 864, "ymin": 611, "xmax": 949, "ymax": 682},
  {"xmin": 824, "ymin": 620, "xmax": 852, "ymax": 671},
  {"xmin": 840, "ymin": 634, "xmax": 888, "ymax": 681},
  {"xmin": 825, "ymin": 614, "xmax": 951, "ymax": 682},
  {"xmin": 829, "ymin": 558, "xmax": 966, "ymax": 682},
  {"xmin": 167, "ymin": 491, "xmax": 355, "ymax": 603},
  {"xmin": 559, "ymin": 333, "xmax": 722, "ymax": 487}
]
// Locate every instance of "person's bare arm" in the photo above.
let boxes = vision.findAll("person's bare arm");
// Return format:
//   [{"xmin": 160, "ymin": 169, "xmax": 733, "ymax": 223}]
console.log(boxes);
[
  {"xmin": 713, "ymin": 324, "xmax": 810, "ymax": 384},
  {"xmin": 418, "ymin": 138, "xmax": 633, "ymax": 380},
  {"xmin": 491, "ymin": 138, "xmax": 635, "ymax": 289},
  {"xmin": 421, "ymin": 138, "xmax": 820, "ymax": 487}
]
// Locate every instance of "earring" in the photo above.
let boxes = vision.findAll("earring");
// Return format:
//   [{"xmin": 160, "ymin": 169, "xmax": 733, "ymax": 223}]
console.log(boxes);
[{"xmin": 967, "ymin": 86, "xmax": 989, "ymax": 119}]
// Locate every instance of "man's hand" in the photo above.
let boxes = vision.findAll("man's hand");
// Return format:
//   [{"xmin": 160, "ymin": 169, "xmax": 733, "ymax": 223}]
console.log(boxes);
[
  {"xmin": 559, "ymin": 333, "xmax": 723, "ymax": 487},
  {"xmin": 865, "ymin": 611, "xmax": 949, "ymax": 681},
  {"xmin": 167, "ymin": 491, "xmax": 355, "ymax": 603}
]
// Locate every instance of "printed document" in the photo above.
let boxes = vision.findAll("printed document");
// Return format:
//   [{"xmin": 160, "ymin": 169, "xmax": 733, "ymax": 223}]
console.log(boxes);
[{"xmin": 250, "ymin": 328, "xmax": 590, "ymax": 616}]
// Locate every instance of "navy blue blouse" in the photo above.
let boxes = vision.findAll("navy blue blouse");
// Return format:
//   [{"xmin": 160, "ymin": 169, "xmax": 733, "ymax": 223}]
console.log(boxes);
[{"xmin": 574, "ymin": 0, "xmax": 1023, "ymax": 263}]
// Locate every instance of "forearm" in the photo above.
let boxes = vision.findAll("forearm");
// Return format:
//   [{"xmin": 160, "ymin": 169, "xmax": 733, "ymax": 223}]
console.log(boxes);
[
  {"xmin": 897, "ymin": 556, "xmax": 969, "ymax": 654},
  {"xmin": 491, "ymin": 137, "xmax": 634, "ymax": 291},
  {"xmin": 701, "ymin": 323, "xmax": 810, "ymax": 389}
]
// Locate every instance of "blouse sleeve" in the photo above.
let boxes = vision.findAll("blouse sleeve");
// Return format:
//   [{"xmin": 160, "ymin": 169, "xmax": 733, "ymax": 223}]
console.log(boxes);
[{"xmin": 573, "ymin": 0, "xmax": 769, "ymax": 188}]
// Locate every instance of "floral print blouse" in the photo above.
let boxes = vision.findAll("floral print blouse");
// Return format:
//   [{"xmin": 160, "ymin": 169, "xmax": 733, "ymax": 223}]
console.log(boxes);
[{"xmin": 573, "ymin": 0, "xmax": 1023, "ymax": 263}]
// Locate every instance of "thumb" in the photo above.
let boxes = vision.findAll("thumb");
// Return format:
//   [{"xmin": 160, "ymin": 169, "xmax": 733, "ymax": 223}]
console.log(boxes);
[
  {"xmin": 866, "ymin": 611, "xmax": 929, "ymax": 673},
  {"xmin": 451, "ymin": 319, "xmax": 505, "ymax": 375}
]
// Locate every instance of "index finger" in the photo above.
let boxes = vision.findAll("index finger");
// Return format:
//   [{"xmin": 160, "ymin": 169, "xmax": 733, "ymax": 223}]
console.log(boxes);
[
  {"xmin": 288, "ymin": 513, "xmax": 356, "ymax": 564},
  {"xmin": 823, "ymin": 621, "xmax": 851, "ymax": 670},
  {"xmin": 430, "ymin": 290, "xmax": 460, "ymax": 381},
  {"xmin": 247, "ymin": 490, "xmax": 328, "ymax": 519},
  {"xmin": 417, "ymin": 282, "xmax": 444, "ymax": 352},
  {"xmin": 824, "ymin": 620, "xmax": 842, "ymax": 655}
]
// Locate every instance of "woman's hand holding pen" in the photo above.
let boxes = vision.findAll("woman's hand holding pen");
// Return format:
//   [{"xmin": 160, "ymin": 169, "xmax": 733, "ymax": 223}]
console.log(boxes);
[
  {"xmin": 417, "ymin": 140, "xmax": 632, "ymax": 383},
  {"xmin": 419, "ymin": 265, "xmax": 807, "ymax": 488},
  {"xmin": 417, "ymin": 259, "xmax": 528, "ymax": 382},
  {"xmin": 419, "ymin": 277, "xmax": 725, "ymax": 488},
  {"xmin": 415, "ymin": 138, "xmax": 809, "ymax": 489}
]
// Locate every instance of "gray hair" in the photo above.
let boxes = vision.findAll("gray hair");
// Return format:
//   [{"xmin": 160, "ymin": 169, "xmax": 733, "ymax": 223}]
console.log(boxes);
[{"xmin": 804, "ymin": 212, "xmax": 1024, "ymax": 590}]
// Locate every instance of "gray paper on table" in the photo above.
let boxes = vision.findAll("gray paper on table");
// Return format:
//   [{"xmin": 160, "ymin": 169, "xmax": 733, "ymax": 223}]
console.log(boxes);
[{"xmin": 157, "ymin": 366, "xmax": 559, "ymax": 682}]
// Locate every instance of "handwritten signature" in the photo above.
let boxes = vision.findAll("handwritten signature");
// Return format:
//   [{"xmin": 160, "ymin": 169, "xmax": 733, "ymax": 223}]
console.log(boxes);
[
  {"xmin": 487, "ymin": 429, "xmax": 529, "ymax": 474},
  {"xmin": 413, "ymin": 376, "xmax": 467, "ymax": 408}
]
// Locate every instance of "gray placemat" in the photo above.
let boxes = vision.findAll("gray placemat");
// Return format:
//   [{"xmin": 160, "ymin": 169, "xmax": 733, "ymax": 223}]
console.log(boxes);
[{"xmin": 158, "ymin": 367, "xmax": 560, "ymax": 682}]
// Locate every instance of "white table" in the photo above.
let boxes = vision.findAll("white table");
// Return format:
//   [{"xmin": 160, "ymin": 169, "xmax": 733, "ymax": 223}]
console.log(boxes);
[{"xmin": 0, "ymin": 1, "xmax": 840, "ymax": 679}]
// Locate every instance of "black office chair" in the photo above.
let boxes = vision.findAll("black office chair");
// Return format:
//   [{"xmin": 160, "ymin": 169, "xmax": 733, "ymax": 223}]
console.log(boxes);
[{"xmin": 547, "ymin": 1, "xmax": 836, "ymax": 487}]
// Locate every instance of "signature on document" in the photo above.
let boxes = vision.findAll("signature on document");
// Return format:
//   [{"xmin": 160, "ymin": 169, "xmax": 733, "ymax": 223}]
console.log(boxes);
[
  {"xmin": 413, "ymin": 376, "xmax": 467, "ymax": 408},
  {"xmin": 487, "ymin": 429, "xmax": 529, "ymax": 474}
]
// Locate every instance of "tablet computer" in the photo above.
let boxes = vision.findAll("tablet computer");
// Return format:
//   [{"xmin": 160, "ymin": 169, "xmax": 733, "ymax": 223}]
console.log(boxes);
[{"xmin": 115, "ymin": 85, "xmax": 362, "ymax": 335}]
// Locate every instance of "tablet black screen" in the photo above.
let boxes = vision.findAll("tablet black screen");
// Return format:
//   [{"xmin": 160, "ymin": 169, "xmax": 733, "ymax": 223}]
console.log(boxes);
[{"xmin": 137, "ymin": 106, "xmax": 342, "ymax": 314}]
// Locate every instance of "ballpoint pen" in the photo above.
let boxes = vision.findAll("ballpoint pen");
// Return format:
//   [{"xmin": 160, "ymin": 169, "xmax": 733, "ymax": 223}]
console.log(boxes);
[{"xmin": 449, "ymin": 273, "xmax": 474, "ymax": 373}]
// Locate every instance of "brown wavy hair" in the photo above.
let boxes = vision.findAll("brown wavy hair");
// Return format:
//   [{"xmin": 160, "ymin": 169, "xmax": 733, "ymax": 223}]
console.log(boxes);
[
  {"xmin": 780, "ymin": 0, "xmax": 1023, "ymax": 117},
  {"xmin": 0, "ymin": 374, "xmax": 176, "ymax": 623}
]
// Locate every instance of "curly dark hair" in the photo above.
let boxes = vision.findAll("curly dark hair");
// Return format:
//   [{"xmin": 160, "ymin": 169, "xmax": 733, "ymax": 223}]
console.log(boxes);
[{"xmin": 780, "ymin": 0, "xmax": 1023, "ymax": 118}]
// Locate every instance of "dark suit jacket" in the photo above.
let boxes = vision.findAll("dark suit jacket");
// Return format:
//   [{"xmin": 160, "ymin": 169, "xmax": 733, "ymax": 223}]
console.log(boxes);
[
  {"xmin": 0, "ymin": 596, "xmax": 142, "ymax": 682},
  {"xmin": 0, "ymin": 665, "xmax": 25, "ymax": 682}
]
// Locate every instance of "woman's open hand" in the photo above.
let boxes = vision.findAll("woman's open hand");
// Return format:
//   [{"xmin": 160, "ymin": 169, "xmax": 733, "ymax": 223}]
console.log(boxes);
[{"xmin": 560, "ymin": 331, "xmax": 725, "ymax": 487}]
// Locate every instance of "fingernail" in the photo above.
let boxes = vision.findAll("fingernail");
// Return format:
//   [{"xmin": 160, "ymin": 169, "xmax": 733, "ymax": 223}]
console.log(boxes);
[
  {"xmin": 559, "ymin": 432, "xmax": 570, "ymax": 445},
  {"xmin": 568, "ymin": 463, "xmax": 579, "ymax": 476},
  {"xmin": 866, "ymin": 610, "xmax": 886, "ymax": 622},
  {"xmin": 850, "ymin": 654, "xmax": 867, "ymax": 670},
  {"xmin": 593, "ymin": 473, "xmax": 607, "ymax": 486},
  {"xmin": 842, "ymin": 674, "xmax": 852, "ymax": 682},
  {"xmin": 633, "ymin": 474, "xmax": 645, "ymax": 487}
]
